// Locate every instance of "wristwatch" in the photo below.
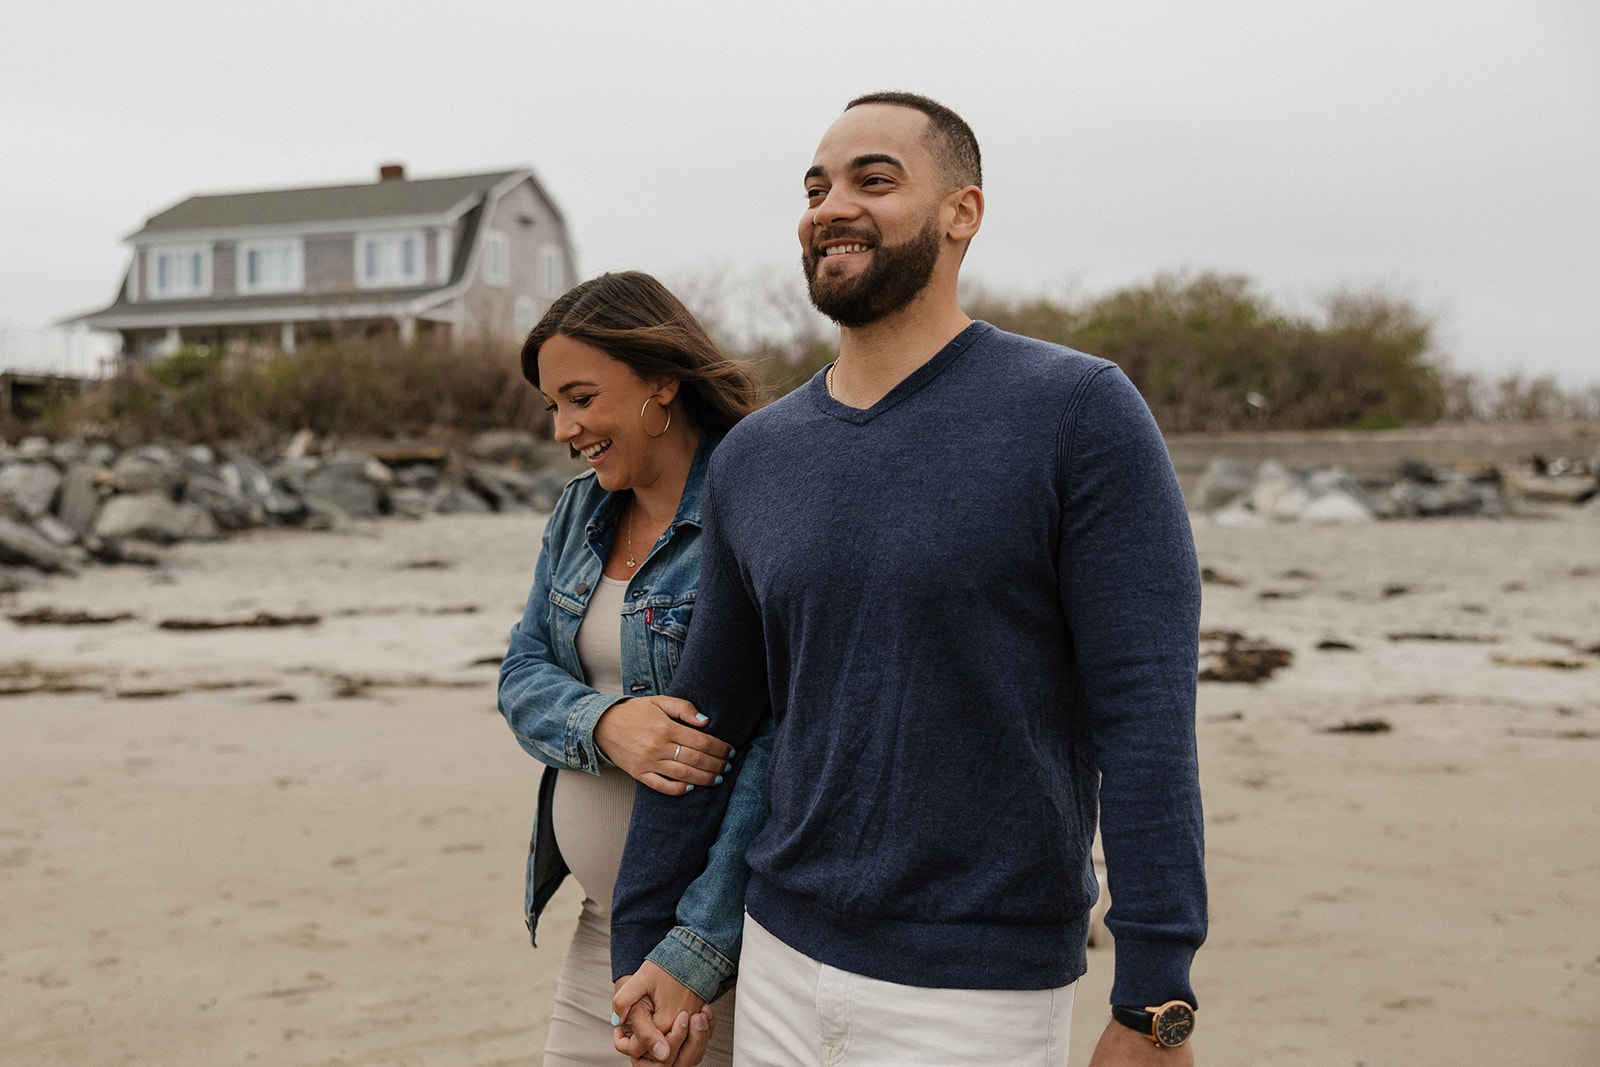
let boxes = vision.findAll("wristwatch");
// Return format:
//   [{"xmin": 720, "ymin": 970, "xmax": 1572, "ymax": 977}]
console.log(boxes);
[{"xmin": 1111, "ymin": 1000, "xmax": 1196, "ymax": 1048}]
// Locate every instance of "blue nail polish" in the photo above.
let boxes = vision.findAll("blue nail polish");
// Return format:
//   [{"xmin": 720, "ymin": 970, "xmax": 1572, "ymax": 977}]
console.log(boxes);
[
  {"xmin": 714, "ymin": 775, "xmax": 724, "ymax": 785},
  {"xmin": 723, "ymin": 762, "xmax": 733, "ymax": 773},
  {"xmin": 610, "ymin": 1012, "xmax": 621, "ymax": 1027},
  {"xmin": 694, "ymin": 712, "xmax": 709, "ymax": 723},
  {"xmin": 728, "ymin": 748, "xmax": 736, "ymax": 758},
  {"xmin": 685, "ymin": 783, "xmax": 694, "ymax": 792}
]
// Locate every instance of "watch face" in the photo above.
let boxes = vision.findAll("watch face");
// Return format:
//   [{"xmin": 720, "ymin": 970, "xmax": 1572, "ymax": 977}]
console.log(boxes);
[{"xmin": 1153, "ymin": 1002, "xmax": 1195, "ymax": 1048}]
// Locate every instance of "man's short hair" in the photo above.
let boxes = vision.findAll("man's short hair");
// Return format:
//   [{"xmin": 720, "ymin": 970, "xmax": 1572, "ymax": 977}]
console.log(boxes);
[{"xmin": 845, "ymin": 91, "xmax": 982, "ymax": 191}]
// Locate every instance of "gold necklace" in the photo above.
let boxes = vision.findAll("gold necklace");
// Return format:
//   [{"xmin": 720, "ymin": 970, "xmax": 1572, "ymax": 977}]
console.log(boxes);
[
  {"xmin": 623, "ymin": 500, "xmax": 638, "ymax": 569},
  {"xmin": 825, "ymin": 360, "xmax": 836, "ymax": 397}
]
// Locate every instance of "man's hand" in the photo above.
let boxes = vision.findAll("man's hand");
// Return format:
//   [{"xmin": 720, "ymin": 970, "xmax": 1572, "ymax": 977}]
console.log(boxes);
[
  {"xmin": 1087, "ymin": 1018, "xmax": 1194, "ymax": 1067},
  {"xmin": 612, "ymin": 963, "xmax": 714, "ymax": 1066}
]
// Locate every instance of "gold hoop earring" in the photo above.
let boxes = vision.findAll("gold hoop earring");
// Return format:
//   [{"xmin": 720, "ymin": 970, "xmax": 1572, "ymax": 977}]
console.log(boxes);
[{"xmin": 641, "ymin": 395, "xmax": 671, "ymax": 439}]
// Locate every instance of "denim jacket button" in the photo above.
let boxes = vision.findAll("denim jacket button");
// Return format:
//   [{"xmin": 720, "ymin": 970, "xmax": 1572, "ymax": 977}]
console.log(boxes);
[{"xmin": 575, "ymin": 582, "xmax": 589, "ymax": 596}]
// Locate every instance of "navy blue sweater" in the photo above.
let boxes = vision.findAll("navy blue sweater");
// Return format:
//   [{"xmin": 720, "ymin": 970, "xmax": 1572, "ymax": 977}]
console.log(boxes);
[{"xmin": 613, "ymin": 322, "xmax": 1206, "ymax": 1005}]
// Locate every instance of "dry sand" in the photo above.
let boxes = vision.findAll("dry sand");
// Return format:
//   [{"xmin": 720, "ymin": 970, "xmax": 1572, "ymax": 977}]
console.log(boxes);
[{"xmin": 2, "ymin": 509, "xmax": 1597, "ymax": 1065}]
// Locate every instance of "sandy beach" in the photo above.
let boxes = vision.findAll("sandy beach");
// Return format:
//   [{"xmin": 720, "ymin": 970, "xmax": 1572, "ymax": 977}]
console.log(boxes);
[{"xmin": 2, "ymin": 508, "xmax": 1597, "ymax": 1065}]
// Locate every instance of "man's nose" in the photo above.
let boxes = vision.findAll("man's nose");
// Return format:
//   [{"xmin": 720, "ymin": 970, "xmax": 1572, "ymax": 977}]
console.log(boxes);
[{"xmin": 812, "ymin": 187, "xmax": 858, "ymax": 226}]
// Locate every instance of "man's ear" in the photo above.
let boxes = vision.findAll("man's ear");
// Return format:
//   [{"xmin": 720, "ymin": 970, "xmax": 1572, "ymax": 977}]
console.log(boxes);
[{"xmin": 945, "ymin": 185, "xmax": 984, "ymax": 242}]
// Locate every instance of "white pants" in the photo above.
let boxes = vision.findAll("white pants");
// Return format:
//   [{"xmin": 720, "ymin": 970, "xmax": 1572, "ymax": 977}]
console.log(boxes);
[{"xmin": 732, "ymin": 914, "xmax": 1076, "ymax": 1067}]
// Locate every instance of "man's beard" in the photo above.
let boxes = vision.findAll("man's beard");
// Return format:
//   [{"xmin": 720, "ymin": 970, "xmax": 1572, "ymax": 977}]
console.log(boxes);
[{"xmin": 802, "ymin": 216, "xmax": 941, "ymax": 328}]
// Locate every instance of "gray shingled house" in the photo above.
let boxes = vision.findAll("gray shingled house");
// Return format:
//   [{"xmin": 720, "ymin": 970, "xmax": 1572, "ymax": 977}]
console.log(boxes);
[{"xmin": 71, "ymin": 164, "xmax": 576, "ymax": 358}]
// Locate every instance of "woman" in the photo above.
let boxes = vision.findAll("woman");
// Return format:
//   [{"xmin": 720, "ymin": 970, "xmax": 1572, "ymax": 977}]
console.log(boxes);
[{"xmin": 498, "ymin": 271, "xmax": 765, "ymax": 1067}]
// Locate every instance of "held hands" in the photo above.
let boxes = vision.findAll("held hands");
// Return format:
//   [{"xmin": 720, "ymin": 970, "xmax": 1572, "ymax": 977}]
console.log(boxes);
[
  {"xmin": 1087, "ymin": 1018, "xmax": 1195, "ymax": 1067},
  {"xmin": 612, "ymin": 963, "xmax": 714, "ymax": 1066},
  {"xmin": 593, "ymin": 696, "xmax": 733, "ymax": 795}
]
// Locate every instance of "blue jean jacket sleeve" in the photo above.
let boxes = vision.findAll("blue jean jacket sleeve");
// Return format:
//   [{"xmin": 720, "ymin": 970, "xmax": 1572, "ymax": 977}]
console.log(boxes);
[
  {"xmin": 498, "ymin": 485, "xmax": 621, "ymax": 774},
  {"xmin": 641, "ymin": 713, "xmax": 772, "ymax": 1001}
]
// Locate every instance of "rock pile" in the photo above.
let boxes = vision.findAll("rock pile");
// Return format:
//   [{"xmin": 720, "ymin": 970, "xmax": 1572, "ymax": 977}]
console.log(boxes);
[
  {"xmin": 0, "ymin": 431, "xmax": 574, "ymax": 585},
  {"xmin": 1195, "ymin": 452, "xmax": 1600, "ymax": 524}
]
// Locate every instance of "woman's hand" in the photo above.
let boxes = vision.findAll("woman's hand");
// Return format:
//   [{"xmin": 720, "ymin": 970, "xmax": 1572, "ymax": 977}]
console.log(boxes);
[
  {"xmin": 613, "ymin": 964, "xmax": 714, "ymax": 1066},
  {"xmin": 593, "ymin": 696, "xmax": 733, "ymax": 795}
]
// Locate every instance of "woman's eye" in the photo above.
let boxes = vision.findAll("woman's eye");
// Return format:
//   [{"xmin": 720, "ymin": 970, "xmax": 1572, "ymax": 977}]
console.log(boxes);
[{"xmin": 572, "ymin": 395, "xmax": 594, "ymax": 407}]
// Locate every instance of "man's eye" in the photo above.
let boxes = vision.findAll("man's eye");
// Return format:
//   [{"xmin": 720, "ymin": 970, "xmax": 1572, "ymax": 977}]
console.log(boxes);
[{"xmin": 805, "ymin": 187, "xmax": 825, "ymax": 200}]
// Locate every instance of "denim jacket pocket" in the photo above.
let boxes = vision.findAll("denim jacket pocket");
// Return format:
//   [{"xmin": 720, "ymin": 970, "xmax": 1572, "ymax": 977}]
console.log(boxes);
[{"xmin": 642, "ymin": 595, "xmax": 695, "ymax": 682}]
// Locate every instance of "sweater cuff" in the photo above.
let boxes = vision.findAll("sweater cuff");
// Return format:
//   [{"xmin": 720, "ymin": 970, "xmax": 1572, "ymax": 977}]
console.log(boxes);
[
  {"xmin": 644, "ymin": 925, "xmax": 737, "ymax": 1004},
  {"xmin": 1108, "ymin": 937, "xmax": 1199, "ymax": 1009}
]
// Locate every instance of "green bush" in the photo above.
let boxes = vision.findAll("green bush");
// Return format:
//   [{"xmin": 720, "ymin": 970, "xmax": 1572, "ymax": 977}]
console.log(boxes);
[
  {"xmin": 968, "ymin": 272, "xmax": 1446, "ymax": 431},
  {"xmin": 61, "ymin": 337, "xmax": 548, "ymax": 447}
]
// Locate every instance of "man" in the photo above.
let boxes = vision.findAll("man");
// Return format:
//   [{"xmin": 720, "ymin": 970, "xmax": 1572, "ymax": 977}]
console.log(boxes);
[{"xmin": 611, "ymin": 91, "xmax": 1206, "ymax": 1066}]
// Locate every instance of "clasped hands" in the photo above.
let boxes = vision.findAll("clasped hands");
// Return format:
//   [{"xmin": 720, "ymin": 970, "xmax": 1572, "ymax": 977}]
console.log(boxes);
[{"xmin": 612, "ymin": 962, "xmax": 715, "ymax": 1067}]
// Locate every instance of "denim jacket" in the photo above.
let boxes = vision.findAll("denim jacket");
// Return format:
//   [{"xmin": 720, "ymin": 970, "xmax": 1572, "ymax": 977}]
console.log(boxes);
[{"xmin": 497, "ymin": 430, "xmax": 770, "ymax": 1002}]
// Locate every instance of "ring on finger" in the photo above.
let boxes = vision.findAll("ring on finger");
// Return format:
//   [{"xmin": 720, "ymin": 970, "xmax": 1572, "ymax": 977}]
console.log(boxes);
[{"xmin": 674, "ymin": 743, "xmax": 681, "ymax": 762}]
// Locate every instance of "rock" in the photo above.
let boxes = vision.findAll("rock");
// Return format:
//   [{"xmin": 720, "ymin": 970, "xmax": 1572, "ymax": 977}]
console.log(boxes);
[
  {"xmin": 183, "ymin": 474, "xmax": 263, "ymax": 530},
  {"xmin": 387, "ymin": 486, "xmax": 433, "ymax": 519},
  {"xmin": 470, "ymin": 429, "xmax": 545, "ymax": 467},
  {"xmin": 93, "ymin": 492, "xmax": 218, "ymax": 543},
  {"xmin": 0, "ymin": 515, "xmax": 83, "ymax": 574},
  {"xmin": 111, "ymin": 449, "xmax": 181, "ymax": 494},
  {"xmin": 224, "ymin": 455, "xmax": 302, "ymax": 519},
  {"xmin": 1250, "ymin": 460, "xmax": 1297, "ymax": 517},
  {"xmin": 428, "ymin": 482, "xmax": 492, "ymax": 514},
  {"xmin": 463, "ymin": 462, "xmax": 542, "ymax": 511},
  {"xmin": 1210, "ymin": 500, "xmax": 1265, "ymax": 526},
  {"xmin": 1300, "ymin": 489, "xmax": 1376, "ymax": 524},
  {"xmin": 1387, "ymin": 477, "xmax": 1498, "ymax": 518},
  {"xmin": 31, "ymin": 513, "xmax": 80, "ymax": 546},
  {"xmin": 1502, "ymin": 469, "xmax": 1597, "ymax": 503},
  {"xmin": 0, "ymin": 564, "xmax": 47, "ymax": 593},
  {"xmin": 17, "ymin": 436, "xmax": 51, "ymax": 460},
  {"xmin": 56, "ymin": 464, "xmax": 111, "ymax": 536},
  {"xmin": 0, "ymin": 461, "xmax": 62, "ymax": 518},
  {"xmin": 1194, "ymin": 456, "xmax": 1255, "ymax": 512},
  {"xmin": 179, "ymin": 445, "xmax": 219, "ymax": 480},
  {"xmin": 529, "ymin": 471, "xmax": 573, "ymax": 512},
  {"xmin": 284, "ymin": 429, "xmax": 316, "ymax": 458},
  {"xmin": 301, "ymin": 460, "xmax": 384, "ymax": 520}
]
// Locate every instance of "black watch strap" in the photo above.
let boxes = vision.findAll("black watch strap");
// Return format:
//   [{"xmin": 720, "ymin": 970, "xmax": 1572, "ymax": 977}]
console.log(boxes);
[{"xmin": 1111, "ymin": 1004, "xmax": 1156, "ymax": 1036}]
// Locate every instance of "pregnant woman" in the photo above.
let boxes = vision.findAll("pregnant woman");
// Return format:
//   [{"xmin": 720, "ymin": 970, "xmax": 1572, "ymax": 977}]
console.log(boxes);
[{"xmin": 498, "ymin": 271, "xmax": 767, "ymax": 1066}]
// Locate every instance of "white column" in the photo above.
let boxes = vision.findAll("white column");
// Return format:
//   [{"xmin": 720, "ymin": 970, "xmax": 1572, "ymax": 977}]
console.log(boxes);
[
  {"xmin": 398, "ymin": 315, "xmax": 416, "ymax": 343},
  {"xmin": 280, "ymin": 321, "xmax": 296, "ymax": 353}
]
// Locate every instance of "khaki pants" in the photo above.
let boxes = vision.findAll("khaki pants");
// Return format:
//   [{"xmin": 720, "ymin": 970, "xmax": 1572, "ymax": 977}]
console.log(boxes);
[
  {"xmin": 543, "ymin": 895, "xmax": 736, "ymax": 1067},
  {"xmin": 732, "ymin": 914, "xmax": 1076, "ymax": 1067}
]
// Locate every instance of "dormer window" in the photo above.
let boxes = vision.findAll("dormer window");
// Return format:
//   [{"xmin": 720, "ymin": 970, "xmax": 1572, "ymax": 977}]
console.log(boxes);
[
  {"xmin": 356, "ymin": 231, "xmax": 426, "ymax": 288},
  {"xmin": 149, "ymin": 244, "xmax": 212, "ymax": 299},
  {"xmin": 237, "ymin": 239, "xmax": 304, "ymax": 294}
]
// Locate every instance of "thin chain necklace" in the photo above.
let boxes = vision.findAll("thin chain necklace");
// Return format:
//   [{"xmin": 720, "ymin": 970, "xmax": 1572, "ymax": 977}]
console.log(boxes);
[
  {"xmin": 623, "ymin": 499, "xmax": 639, "ymax": 569},
  {"xmin": 825, "ymin": 360, "xmax": 836, "ymax": 397}
]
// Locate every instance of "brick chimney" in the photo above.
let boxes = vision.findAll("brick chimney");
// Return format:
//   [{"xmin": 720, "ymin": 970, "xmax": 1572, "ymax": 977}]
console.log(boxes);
[{"xmin": 378, "ymin": 163, "xmax": 406, "ymax": 182}]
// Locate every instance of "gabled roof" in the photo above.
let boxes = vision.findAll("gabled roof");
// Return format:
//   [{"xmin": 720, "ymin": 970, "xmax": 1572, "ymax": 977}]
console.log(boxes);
[{"xmin": 131, "ymin": 169, "xmax": 527, "ymax": 237}]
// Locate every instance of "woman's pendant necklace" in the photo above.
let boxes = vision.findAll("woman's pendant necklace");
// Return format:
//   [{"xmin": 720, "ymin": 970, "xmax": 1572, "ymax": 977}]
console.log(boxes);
[{"xmin": 624, "ymin": 501, "xmax": 639, "ymax": 569}]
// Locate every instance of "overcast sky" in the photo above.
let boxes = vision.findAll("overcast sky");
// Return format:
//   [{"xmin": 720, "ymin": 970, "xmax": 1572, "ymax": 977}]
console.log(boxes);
[{"xmin": 4, "ymin": 0, "xmax": 1596, "ymax": 386}]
